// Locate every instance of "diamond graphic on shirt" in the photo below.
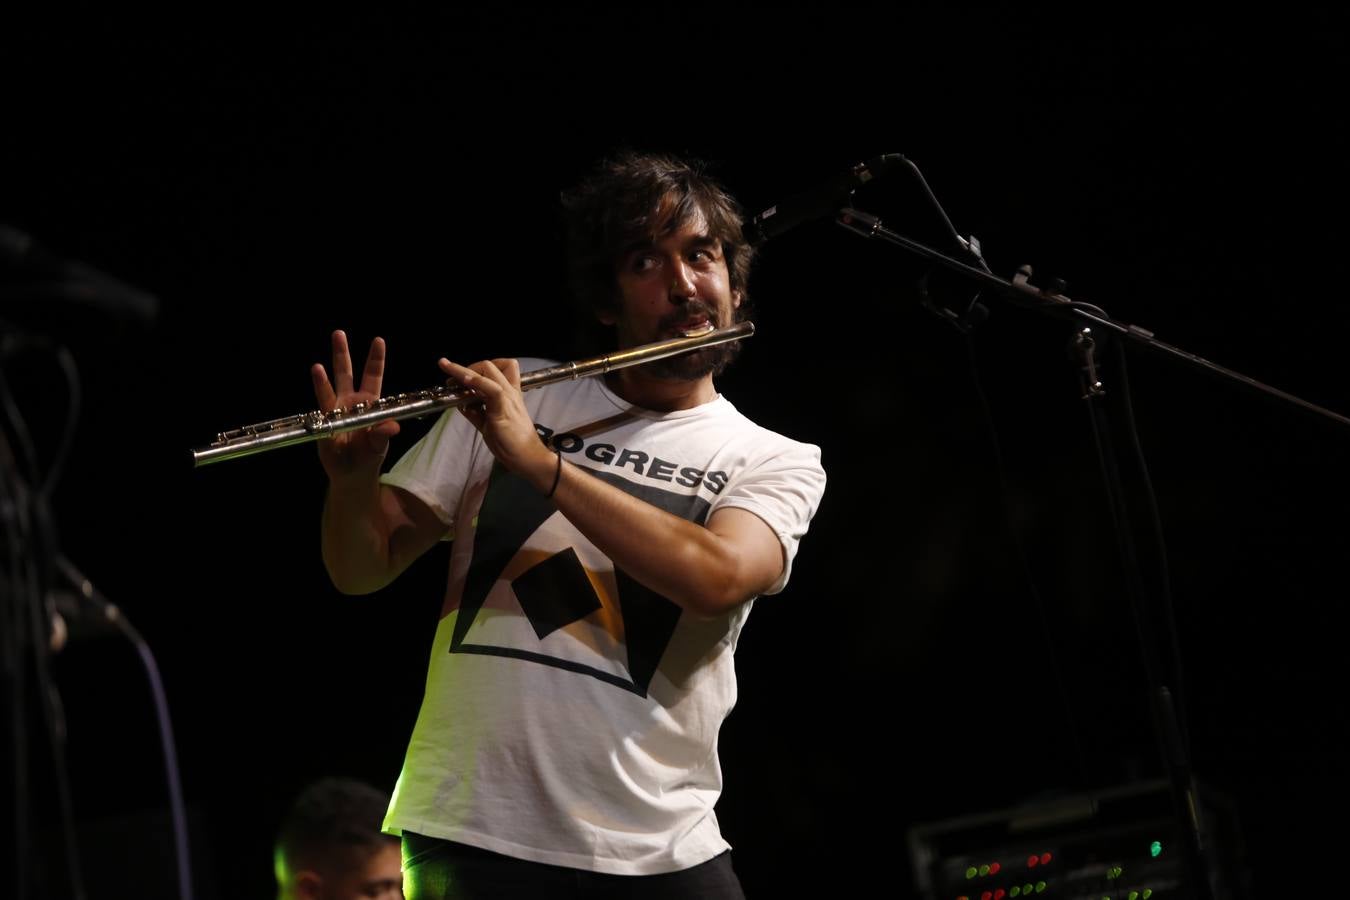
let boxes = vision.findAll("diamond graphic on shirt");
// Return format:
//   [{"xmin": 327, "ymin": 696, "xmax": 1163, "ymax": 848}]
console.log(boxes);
[
  {"xmin": 449, "ymin": 462, "xmax": 711, "ymax": 697},
  {"xmin": 512, "ymin": 546, "xmax": 602, "ymax": 640}
]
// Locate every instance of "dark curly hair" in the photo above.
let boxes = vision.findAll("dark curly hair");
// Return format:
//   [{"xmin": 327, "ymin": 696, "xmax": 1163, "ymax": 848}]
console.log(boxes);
[
  {"xmin": 561, "ymin": 151, "xmax": 756, "ymax": 322},
  {"xmin": 274, "ymin": 777, "xmax": 395, "ymax": 879}
]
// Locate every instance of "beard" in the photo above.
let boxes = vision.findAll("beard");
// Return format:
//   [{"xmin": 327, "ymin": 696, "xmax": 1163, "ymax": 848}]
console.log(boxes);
[
  {"xmin": 645, "ymin": 337, "xmax": 742, "ymax": 380},
  {"xmin": 644, "ymin": 302, "xmax": 744, "ymax": 380}
]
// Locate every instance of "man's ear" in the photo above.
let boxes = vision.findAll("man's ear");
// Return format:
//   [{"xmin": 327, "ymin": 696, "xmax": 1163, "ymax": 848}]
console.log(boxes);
[
  {"xmin": 294, "ymin": 870, "xmax": 324, "ymax": 899},
  {"xmin": 732, "ymin": 290, "xmax": 742, "ymax": 309}
]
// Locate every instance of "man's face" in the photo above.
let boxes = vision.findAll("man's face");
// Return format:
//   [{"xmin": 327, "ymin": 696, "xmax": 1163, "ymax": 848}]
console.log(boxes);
[
  {"xmin": 318, "ymin": 842, "xmax": 404, "ymax": 900},
  {"xmin": 606, "ymin": 207, "xmax": 742, "ymax": 380}
]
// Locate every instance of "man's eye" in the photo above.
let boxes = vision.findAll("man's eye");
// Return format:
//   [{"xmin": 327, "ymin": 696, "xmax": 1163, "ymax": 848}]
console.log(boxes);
[{"xmin": 632, "ymin": 255, "xmax": 659, "ymax": 272}]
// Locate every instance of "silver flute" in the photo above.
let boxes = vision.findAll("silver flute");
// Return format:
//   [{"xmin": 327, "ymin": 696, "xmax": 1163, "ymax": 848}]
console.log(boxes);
[{"xmin": 191, "ymin": 322, "xmax": 755, "ymax": 467}]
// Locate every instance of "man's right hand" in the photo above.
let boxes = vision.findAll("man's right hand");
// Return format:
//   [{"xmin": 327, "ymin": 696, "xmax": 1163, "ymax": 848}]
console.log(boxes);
[{"xmin": 311, "ymin": 330, "xmax": 400, "ymax": 480}]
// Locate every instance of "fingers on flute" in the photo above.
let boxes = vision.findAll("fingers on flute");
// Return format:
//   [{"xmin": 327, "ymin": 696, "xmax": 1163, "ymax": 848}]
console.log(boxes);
[
  {"xmin": 312, "ymin": 363, "xmax": 337, "ymax": 411},
  {"xmin": 489, "ymin": 358, "xmax": 521, "ymax": 388},
  {"xmin": 480, "ymin": 363, "xmax": 514, "ymax": 399},
  {"xmin": 455, "ymin": 360, "xmax": 516, "ymax": 396},
  {"xmin": 439, "ymin": 358, "xmax": 494, "ymax": 387},
  {"xmin": 360, "ymin": 336, "xmax": 387, "ymax": 397},
  {"xmin": 439, "ymin": 359, "xmax": 490, "ymax": 423},
  {"xmin": 331, "ymin": 330, "xmax": 354, "ymax": 396},
  {"xmin": 438, "ymin": 358, "xmax": 465, "ymax": 381}
]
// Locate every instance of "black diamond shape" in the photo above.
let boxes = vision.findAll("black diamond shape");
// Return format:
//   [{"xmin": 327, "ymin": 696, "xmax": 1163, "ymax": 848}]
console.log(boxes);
[{"xmin": 512, "ymin": 546, "xmax": 602, "ymax": 641}]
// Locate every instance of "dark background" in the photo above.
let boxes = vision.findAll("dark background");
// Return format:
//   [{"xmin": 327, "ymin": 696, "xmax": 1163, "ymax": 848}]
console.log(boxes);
[{"xmin": 4, "ymin": 10, "xmax": 1348, "ymax": 898}]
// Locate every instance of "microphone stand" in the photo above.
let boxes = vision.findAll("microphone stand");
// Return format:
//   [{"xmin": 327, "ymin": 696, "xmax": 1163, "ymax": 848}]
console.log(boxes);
[
  {"xmin": 837, "ymin": 205, "xmax": 1350, "ymax": 431},
  {"xmin": 53, "ymin": 556, "xmax": 196, "ymax": 900},
  {"xmin": 2, "ymin": 254, "xmax": 186, "ymax": 898},
  {"xmin": 831, "ymin": 194, "xmax": 1338, "ymax": 900}
]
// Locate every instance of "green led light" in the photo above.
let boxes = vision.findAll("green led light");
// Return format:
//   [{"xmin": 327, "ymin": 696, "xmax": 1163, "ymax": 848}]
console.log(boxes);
[
  {"xmin": 966, "ymin": 867, "xmax": 978, "ymax": 880},
  {"xmin": 1142, "ymin": 891, "xmax": 1153, "ymax": 899},
  {"xmin": 1035, "ymin": 883, "xmax": 1046, "ymax": 894},
  {"xmin": 980, "ymin": 864, "xmax": 991, "ymax": 877},
  {"xmin": 1128, "ymin": 893, "xmax": 1139, "ymax": 900},
  {"xmin": 1150, "ymin": 841, "xmax": 1162, "ymax": 858},
  {"xmin": 1010, "ymin": 888, "xmax": 1021, "ymax": 898},
  {"xmin": 1023, "ymin": 885, "xmax": 1033, "ymax": 895}
]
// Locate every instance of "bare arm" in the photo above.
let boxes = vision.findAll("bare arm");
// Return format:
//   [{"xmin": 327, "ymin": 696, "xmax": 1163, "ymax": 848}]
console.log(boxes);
[
  {"xmin": 442, "ymin": 358, "xmax": 785, "ymax": 617},
  {"xmin": 313, "ymin": 331, "xmax": 447, "ymax": 594},
  {"xmin": 322, "ymin": 477, "xmax": 447, "ymax": 595},
  {"xmin": 548, "ymin": 466, "xmax": 785, "ymax": 616}
]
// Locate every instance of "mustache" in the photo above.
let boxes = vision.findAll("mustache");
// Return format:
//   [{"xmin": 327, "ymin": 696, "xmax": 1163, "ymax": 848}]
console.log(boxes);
[{"xmin": 657, "ymin": 302, "xmax": 718, "ymax": 332}]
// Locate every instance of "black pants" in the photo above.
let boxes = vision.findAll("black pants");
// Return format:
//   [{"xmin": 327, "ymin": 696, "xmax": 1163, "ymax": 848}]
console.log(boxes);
[{"xmin": 402, "ymin": 833, "xmax": 747, "ymax": 900}]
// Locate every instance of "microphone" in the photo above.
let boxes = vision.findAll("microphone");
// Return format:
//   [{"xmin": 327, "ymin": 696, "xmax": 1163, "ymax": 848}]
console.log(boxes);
[
  {"xmin": 0, "ymin": 223, "xmax": 159, "ymax": 330},
  {"xmin": 48, "ymin": 554, "xmax": 131, "ymax": 650},
  {"xmin": 743, "ymin": 154, "xmax": 905, "ymax": 247}
]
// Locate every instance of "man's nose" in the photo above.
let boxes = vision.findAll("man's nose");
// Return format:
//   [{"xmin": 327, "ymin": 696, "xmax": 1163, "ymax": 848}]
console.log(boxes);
[{"xmin": 669, "ymin": 260, "xmax": 697, "ymax": 301}]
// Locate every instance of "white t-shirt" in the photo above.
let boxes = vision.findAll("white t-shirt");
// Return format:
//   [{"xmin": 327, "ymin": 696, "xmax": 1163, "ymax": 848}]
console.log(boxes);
[{"xmin": 380, "ymin": 364, "xmax": 825, "ymax": 875}]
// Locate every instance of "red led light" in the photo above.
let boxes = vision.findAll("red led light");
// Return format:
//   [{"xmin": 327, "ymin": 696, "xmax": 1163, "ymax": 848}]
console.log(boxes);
[
  {"xmin": 989, "ymin": 862, "xmax": 1002, "ymax": 875},
  {"xmin": 1027, "ymin": 855, "xmax": 1039, "ymax": 868},
  {"xmin": 1039, "ymin": 852, "xmax": 1052, "ymax": 865},
  {"xmin": 994, "ymin": 890, "xmax": 1006, "ymax": 900},
  {"xmin": 981, "ymin": 892, "xmax": 992, "ymax": 900}
]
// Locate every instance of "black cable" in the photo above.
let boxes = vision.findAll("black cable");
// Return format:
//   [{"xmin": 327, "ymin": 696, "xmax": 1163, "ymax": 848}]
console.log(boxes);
[
  {"xmin": 0, "ymin": 333, "xmax": 80, "ymax": 502},
  {"xmin": 3, "ymin": 442, "xmax": 32, "ymax": 900},
  {"xmin": 56, "ymin": 558, "xmax": 195, "ymax": 900},
  {"xmin": 1068, "ymin": 311, "xmax": 1191, "ymax": 756},
  {"xmin": 1067, "ymin": 305, "xmax": 1170, "ymax": 706},
  {"xmin": 1045, "ymin": 306, "xmax": 1209, "ymax": 897},
  {"xmin": 1078, "ymin": 350, "xmax": 1219, "ymax": 900},
  {"xmin": 127, "ymin": 619, "xmax": 195, "ymax": 900},
  {"xmin": 896, "ymin": 157, "xmax": 977, "ymax": 262},
  {"xmin": 41, "ymin": 346, "xmax": 81, "ymax": 500},
  {"xmin": 1111, "ymin": 341, "xmax": 1190, "ymax": 755},
  {"xmin": 1082, "ymin": 380, "xmax": 1164, "ymax": 693},
  {"xmin": 1087, "ymin": 353, "xmax": 1212, "ymax": 898},
  {"xmin": 22, "ymin": 510, "xmax": 85, "ymax": 900},
  {"xmin": 0, "ymin": 363, "xmax": 86, "ymax": 900},
  {"xmin": 0, "ymin": 340, "xmax": 42, "ymax": 491}
]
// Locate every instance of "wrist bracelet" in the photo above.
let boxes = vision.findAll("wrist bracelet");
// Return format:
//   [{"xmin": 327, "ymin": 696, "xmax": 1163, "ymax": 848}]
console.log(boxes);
[{"xmin": 545, "ymin": 449, "xmax": 563, "ymax": 498}]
